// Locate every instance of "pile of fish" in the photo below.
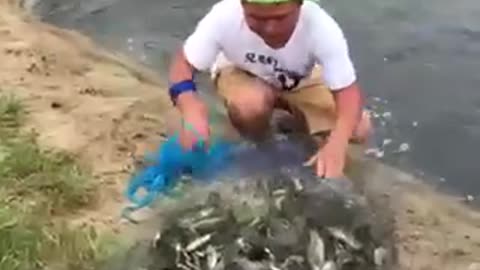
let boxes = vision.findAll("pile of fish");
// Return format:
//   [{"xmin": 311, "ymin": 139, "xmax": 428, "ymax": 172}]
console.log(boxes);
[{"xmin": 113, "ymin": 163, "xmax": 395, "ymax": 270}]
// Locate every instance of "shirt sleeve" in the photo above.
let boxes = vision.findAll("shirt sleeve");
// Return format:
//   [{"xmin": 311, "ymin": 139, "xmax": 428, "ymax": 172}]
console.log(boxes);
[
  {"xmin": 183, "ymin": 4, "xmax": 223, "ymax": 71},
  {"xmin": 310, "ymin": 7, "xmax": 357, "ymax": 91}
]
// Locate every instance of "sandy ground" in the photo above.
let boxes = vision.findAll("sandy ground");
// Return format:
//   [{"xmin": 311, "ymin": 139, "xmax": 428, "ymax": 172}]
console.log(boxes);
[
  {"xmin": 0, "ymin": 0, "xmax": 178, "ymax": 232},
  {"xmin": 347, "ymin": 147, "xmax": 480, "ymax": 270},
  {"xmin": 1, "ymin": 1, "xmax": 479, "ymax": 269}
]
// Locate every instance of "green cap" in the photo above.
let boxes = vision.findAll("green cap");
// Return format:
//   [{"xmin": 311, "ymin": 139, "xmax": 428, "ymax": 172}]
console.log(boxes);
[{"xmin": 244, "ymin": 0, "xmax": 318, "ymax": 3}]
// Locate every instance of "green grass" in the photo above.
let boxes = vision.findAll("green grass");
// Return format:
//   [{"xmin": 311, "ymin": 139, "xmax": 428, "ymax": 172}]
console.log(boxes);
[
  {"xmin": 0, "ymin": 94, "xmax": 23, "ymax": 130},
  {"xmin": 0, "ymin": 94, "xmax": 121, "ymax": 270}
]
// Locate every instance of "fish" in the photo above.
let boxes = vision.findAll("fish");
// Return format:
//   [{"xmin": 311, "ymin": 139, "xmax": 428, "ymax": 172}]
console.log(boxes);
[
  {"xmin": 307, "ymin": 230, "xmax": 325, "ymax": 270},
  {"xmin": 206, "ymin": 245, "xmax": 220, "ymax": 270},
  {"xmin": 291, "ymin": 177, "xmax": 304, "ymax": 192},
  {"xmin": 190, "ymin": 217, "xmax": 225, "ymax": 231},
  {"xmin": 153, "ymin": 231, "xmax": 162, "ymax": 248},
  {"xmin": 120, "ymin": 152, "xmax": 394, "ymax": 270},
  {"xmin": 374, "ymin": 247, "xmax": 387, "ymax": 267},
  {"xmin": 321, "ymin": 261, "xmax": 337, "ymax": 270},
  {"xmin": 327, "ymin": 227, "xmax": 363, "ymax": 250},
  {"xmin": 178, "ymin": 207, "xmax": 217, "ymax": 228},
  {"xmin": 186, "ymin": 233, "xmax": 213, "ymax": 252}
]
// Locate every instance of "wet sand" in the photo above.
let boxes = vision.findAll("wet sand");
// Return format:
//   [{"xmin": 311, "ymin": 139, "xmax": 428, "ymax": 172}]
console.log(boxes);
[{"xmin": 1, "ymin": 1, "xmax": 479, "ymax": 269}]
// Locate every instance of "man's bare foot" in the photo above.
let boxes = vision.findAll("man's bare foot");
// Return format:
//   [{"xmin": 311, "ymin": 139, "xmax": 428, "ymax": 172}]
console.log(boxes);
[{"xmin": 350, "ymin": 110, "xmax": 373, "ymax": 144}]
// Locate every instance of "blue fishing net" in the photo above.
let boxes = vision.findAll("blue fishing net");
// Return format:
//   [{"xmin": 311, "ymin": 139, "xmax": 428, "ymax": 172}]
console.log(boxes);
[{"xmin": 122, "ymin": 128, "xmax": 237, "ymax": 221}]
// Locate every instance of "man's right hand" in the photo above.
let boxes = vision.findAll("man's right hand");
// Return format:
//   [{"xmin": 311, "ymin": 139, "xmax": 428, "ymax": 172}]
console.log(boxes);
[{"xmin": 176, "ymin": 92, "xmax": 210, "ymax": 150}]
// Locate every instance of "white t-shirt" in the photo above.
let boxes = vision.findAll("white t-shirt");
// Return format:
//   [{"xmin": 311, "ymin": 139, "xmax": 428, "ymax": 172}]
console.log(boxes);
[{"xmin": 183, "ymin": 0, "xmax": 356, "ymax": 91}]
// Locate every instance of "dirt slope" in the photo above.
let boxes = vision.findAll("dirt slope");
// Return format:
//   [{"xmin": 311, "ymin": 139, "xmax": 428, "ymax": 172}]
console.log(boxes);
[
  {"xmin": 1, "ymin": 0, "xmax": 177, "ymax": 231},
  {"xmin": 1, "ymin": 1, "xmax": 479, "ymax": 269},
  {"xmin": 349, "ymin": 148, "xmax": 480, "ymax": 270}
]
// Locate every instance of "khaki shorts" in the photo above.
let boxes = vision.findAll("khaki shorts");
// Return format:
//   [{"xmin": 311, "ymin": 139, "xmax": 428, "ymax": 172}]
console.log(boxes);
[{"xmin": 213, "ymin": 66, "xmax": 337, "ymax": 135}]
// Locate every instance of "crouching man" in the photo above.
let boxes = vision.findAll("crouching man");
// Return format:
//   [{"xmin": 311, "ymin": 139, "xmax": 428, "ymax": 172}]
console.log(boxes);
[{"xmin": 167, "ymin": 0, "xmax": 372, "ymax": 178}]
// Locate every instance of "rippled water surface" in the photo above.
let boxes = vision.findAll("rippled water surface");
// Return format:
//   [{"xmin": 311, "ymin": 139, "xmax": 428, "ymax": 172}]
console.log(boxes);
[{"xmin": 33, "ymin": 0, "xmax": 480, "ymax": 199}]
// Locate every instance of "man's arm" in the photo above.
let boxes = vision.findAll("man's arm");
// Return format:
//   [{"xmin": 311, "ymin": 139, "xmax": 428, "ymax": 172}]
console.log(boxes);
[
  {"xmin": 168, "ymin": 1, "xmax": 222, "ymax": 107},
  {"xmin": 330, "ymin": 82, "xmax": 363, "ymax": 144},
  {"xmin": 167, "ymin": 3, "xmax": 224, "ymax": 146},
  {"xmin": 168, "ymin": 47, "xmax": 203, "ymax": 114},
  {"xmin": 307, "ymin": 5, "xmax": 365, "ymax": 177},
  {"xmin": 310, "ymin": 6, "xmax": 362, "ymax": 142}
]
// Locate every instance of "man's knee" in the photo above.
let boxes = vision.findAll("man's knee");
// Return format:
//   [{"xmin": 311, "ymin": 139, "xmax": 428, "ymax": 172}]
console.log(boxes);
[
  {"xmin": 225, "ymin": 82, "xmax": 275, "ymax": 123},
  {"xmin": 220, "ymin": 81, "xmax": 275, "ymax": 140}
]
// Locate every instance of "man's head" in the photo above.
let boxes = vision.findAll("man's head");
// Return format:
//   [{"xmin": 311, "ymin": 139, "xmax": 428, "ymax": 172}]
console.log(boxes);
[{"xmin": 241, "ymin": 0, "xmax": 303, "ymax": 49}]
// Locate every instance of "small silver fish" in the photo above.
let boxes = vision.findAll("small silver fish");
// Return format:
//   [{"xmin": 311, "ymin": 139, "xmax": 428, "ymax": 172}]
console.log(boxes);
[
  {"xmin": 264, "ymin": 247, "xmax": 275, "ymax": 261},
  {"xmin": 206, "ymin": 245, "xmax": 220, "ymax": 270},
  {"xmin": 281, "ymin": 255, "xmax": 304, "ymax": 268},
  {"xmin": 186, "ymin": 233, "xmax": 213, "ymax": 251},
  {"xmin": 274, "ymin": 195, "xmax": 285, "ymax": 210},
  {"xmin": 335, "ymin": 248, "xmax": 354, "ymax": 266},
  {"xmin": 307, "ymin": 230, "xmax": 325, "ymax": 270},
  {"xmin": 327, "ymin": 227, "xmax": 362, "ymax": 250},
  {"xmin": 175, "ymin": 243, "xmax": 182, "ymax": 265},
  {"xmin": 152, "ymin": 231, "xmax": 161, "ymax": 248},
  {"xmin": 272, "ymin": 188, "xmax": 287, "ymax": 197},
  {"xmin": 200, "ymin": 207, "xmax": 215, "ymax": 216},
  {"xmin": 248, "ymin": 217, "xmax": 261, "ymax": 227},
  {"xmin": 321, "ymin": 261, "xmax": 337, "ymax": 270},
  {"xmin": 268, "ymin": 262, "xmax": 282, "ymax": 270},
  {"xmin": 236, "ymin": 237, "xmax": 248, "ymax": 250},
  {"xmin": 291, "ymin": 177, "xmax": 304, "ymax": 191},
  {"xmin": 182, "ymin": 250, "xmax": 200, "ymax": 270},
  {"xmin": 234, "ymin": 258, "xmax": 268, "ymax": 270},
  {"xmin": 374, "ymin": 247, "xmax": 387, "ymax": 266},
  {"xmin": 179, "ymin": 207, "xmax": 216, "ymax": 227},
  {"xmin": 190, "ymin": 217, "xmax": 224, "ymax": 230}
]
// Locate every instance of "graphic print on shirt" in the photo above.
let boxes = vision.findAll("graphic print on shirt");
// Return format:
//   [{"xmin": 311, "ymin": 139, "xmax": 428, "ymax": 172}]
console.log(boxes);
[{"xmin": 245, "ymin": 52, "xmax": 305, "ymax": 91}]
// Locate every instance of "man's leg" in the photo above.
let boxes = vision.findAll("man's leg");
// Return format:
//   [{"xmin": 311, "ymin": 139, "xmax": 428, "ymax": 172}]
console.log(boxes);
[{"xmin": 214, "ymin": 67, "xmax": 276, "ymax": 142}]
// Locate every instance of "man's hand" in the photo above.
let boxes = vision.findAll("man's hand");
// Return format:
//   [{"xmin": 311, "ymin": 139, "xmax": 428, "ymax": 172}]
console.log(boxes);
[
  {"xmin": 168, "ymin": 47, "xmax": 211, "ymax": 150},
  {"xmin": 304, "ymin": 82, "xmax": 363, "ymax": 178},
  {"xmin": 177, "ymin": 92, "xmax": 210, "ymax": 150},
  {"xmin": 304, "ymin": 136, "xmax": 349, "ymax": 178}
]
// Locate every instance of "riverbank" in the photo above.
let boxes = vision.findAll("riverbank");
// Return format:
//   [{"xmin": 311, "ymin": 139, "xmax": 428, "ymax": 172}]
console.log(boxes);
[
  {"xmin": 1, "ymin": 0, "xmax": 176, "ymax": 233},
  {"xmin": 0, "ymin": 93, "xmax": 123, "ymax": 269},
  {"xmin": 1, "ymin": 1, "xmax": 479, "ymax": 269},
  {"xmin": 348, "ymin": 148, "xmax": 480, "ymax": 270}
]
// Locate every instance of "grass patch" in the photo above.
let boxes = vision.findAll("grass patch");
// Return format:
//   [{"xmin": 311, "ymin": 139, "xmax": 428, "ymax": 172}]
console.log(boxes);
[
  {"xmin": 0, "ymin": 94, "xmax": 122, "ymax": 270},
  {"xmin": 0, "ymin": 94, "xmax": 23, "ymax": 130},
  {"xmin": 0, "ymin": 140, "xmax": 95, "ymax": 215}
]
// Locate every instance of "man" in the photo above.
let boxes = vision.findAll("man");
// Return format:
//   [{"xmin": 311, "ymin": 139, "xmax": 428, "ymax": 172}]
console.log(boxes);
[{"xmin": 167, "ymin": 0, "xmax": 372, "ymax": 178}]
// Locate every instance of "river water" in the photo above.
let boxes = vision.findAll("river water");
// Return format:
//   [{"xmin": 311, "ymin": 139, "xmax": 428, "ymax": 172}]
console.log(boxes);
[{"xmin": 32, "ymin": 0, "xmax": 480, "ymax": 200}]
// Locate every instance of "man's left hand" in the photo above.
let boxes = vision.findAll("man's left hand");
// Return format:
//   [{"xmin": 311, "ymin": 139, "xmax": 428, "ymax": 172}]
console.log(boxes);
[
  {"xmin": 304, "ymin": 137, "xmax": 349, "ymax": 178},
  {"xmin": 303, "ymin": 82, "xmax": 364, "ymax": 178}
]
